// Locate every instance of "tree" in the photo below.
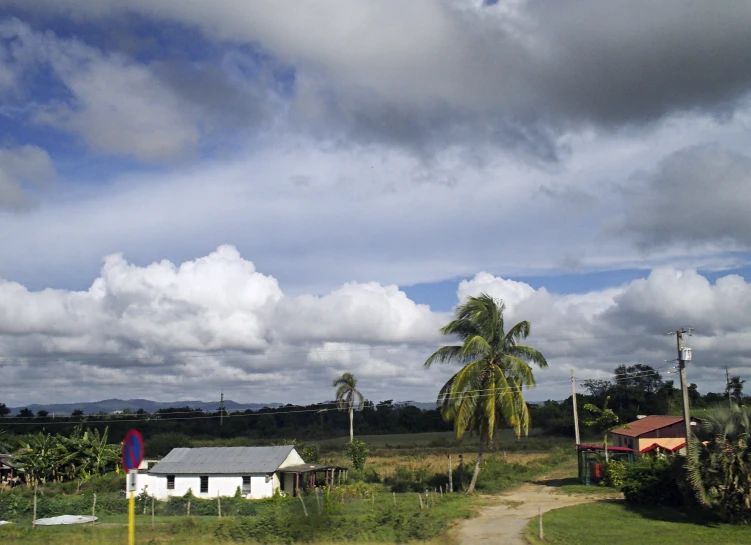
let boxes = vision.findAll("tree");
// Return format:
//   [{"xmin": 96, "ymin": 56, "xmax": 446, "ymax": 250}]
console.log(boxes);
[
  {"xmin": 582, "ymin": 379, "xmax": 611, "ymax": 400},
  {"xmin": 17, "ymin": 408, "xmax": 33, "ymax": 418},
  {"xmin": 36, "ymin": 410, "xmax": 49, "ymax": 418},
  {"xmin": 727, "ymin": 376, "xmax": 746, "ymax": 403},
  {"xmin": 14, "ymin": 433, "xmax": 61, "ymax": 485},
  {"xmin": 584, "ymin": 396, "xmax": 625, "ymax": 462},
  {"xmin": 0, "ymin": 430, "xmax": 10, "ymax": 454},
  {"xmin": 424, "ymin": 294, "xmax": 548, "ymax": 493},
  {"xmin": 0, "ymin": 403, "xmax": 11, "ymax": 417},
  {"xmin": 687, "ymin": 404, "xmax": 751, "ymax": 523},
  {"xmin": 333, "ymin": 372, "xmax": 364, "ymax": 442}
]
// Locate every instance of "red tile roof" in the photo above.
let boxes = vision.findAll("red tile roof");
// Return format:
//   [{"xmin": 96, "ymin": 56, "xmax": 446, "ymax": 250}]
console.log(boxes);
[{"xmin": 611, "ymin": 415, "xmax": 684, "ymax": 438}]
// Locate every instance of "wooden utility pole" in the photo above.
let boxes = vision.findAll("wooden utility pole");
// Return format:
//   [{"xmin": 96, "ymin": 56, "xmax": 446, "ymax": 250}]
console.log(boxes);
[
  {"xmin": 672, "ymin": 327, "xmax": 693, "ymax": 444},
  {"xmin": 571, "ymin": 369, "xmax": 581, "ymax": 445}
]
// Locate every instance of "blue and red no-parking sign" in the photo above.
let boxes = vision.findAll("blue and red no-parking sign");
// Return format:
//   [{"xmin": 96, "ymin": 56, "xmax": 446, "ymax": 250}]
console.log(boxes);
[{"xmin": 122, "ymin": 429, "xmax": 144, "ymax": 472}]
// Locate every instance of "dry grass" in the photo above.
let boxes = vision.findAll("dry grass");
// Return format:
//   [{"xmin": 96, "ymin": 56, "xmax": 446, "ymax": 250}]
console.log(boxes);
[{"xmin": 324, "ymin": 451, "xmax": 549, "ymax": 479}]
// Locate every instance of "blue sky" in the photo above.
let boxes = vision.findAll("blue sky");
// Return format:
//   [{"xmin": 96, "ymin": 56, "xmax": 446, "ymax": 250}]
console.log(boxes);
[{"xmin": 1, "ymin": 1, "xmax": 751, "ymax": 405}]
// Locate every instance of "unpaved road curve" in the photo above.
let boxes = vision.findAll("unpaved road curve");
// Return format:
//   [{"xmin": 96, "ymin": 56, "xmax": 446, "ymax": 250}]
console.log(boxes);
[{"xmin": 455, "ymin": 472, "xmax": 620, "ymax": 544}]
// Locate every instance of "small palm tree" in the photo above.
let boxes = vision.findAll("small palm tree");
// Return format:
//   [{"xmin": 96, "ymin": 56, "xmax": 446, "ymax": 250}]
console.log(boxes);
[
  {"xmin": 727, "ymin": 376, "xmax": 746, "ymax": 403},
  {"xmin": 686, "ymin": 403, "xmax": 751, "ymax": 522},
  {"xmin": 583, "ymin": 396, "xmax": 626, "ymax": 462},
  {"xmin": 424, "ymin": 294, "xmax": 548, "ymax": 493},
  {"xmin": 333, "ymin": 372, "xmax": 364, "ymax": 442}
]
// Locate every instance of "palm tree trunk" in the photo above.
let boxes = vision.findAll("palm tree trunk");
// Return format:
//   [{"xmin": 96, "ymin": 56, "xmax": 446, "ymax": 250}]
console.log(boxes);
[
  {"xmin": 466, "ymin": 443, "xmax": 485, "ymax": 493},
  {"xmin": 349, "ymin": 406, "xmax": 354, "ymax": 442}
]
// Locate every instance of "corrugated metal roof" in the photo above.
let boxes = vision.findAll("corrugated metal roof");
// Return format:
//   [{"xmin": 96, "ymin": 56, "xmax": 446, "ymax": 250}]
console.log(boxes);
[
  {"xmin": 150, "ymin": 446, "xmax": 295, "ymax": 475},
  {"xmin": 611, "ymin": 415, "xmax": 684, "ymax": 438}
]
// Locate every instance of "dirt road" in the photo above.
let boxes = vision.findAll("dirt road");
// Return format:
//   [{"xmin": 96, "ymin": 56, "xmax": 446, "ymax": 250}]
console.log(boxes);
[{"xmin": 455, "ymin": 470, "xmax": 620, "ymax": 545}]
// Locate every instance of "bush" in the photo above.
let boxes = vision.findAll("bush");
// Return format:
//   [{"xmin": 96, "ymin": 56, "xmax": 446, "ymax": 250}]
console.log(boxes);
[
  {"xmin": 345, "ymin": 439, "xmax": 369, "ymax": 470},
  {"xmin": 621, "ymin": 456, "xmax": 684, "ymax": 507},
  {"xmin": 601, "ymin": 460, "xmax": 627, "ymax": 487}
]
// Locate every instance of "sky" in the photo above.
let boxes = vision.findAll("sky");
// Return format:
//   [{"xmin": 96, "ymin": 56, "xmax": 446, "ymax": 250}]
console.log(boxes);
[{"xmin": 1, "ymin": 1, "xmax": 751, "ymax": 408}]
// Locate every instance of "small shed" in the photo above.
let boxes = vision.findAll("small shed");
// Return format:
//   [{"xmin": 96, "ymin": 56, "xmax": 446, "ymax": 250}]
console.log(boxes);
[{"xmin": 575, "ymin": 443, "xmax": 635, "ymax": 485}]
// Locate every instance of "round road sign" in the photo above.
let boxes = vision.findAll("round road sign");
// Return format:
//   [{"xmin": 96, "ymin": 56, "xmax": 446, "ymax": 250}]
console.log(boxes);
[{"xmin": 122, "ymin": 429, "xmax": 144, "ymax": 472}]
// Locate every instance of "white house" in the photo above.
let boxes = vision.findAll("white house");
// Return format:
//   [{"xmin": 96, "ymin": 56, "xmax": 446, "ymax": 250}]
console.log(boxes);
[{"xmin": 134, "ymin": 445, "xmax": 344, "ymax": 500}]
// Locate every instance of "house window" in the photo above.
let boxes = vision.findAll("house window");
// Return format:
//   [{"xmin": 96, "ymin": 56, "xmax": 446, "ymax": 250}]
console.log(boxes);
[
  {"xmin": 200, "ymin": 476, "xmax": 209, "ymax": 494},
  {"xmin": 167, "ymin": 475, "xmax": 175, "ymax": 490},
  {"xmin": 242, "ymin": 476, "xmax": 251, "ymax": 495}
]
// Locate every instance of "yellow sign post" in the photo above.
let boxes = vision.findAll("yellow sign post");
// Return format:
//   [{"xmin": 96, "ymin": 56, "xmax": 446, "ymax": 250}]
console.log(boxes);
[
  {"xmin": 122, "ymin": 430, "xmax": 144, "ymax": 545},
  {"xmin": 128, "ymin": 471, "xmax": 135, "ymax": 545}
]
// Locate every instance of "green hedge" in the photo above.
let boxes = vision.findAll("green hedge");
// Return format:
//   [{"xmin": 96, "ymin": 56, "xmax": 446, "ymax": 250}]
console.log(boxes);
[{"xmin": 621, "ymin": 456, "xmax": 684, "ymax": 507}]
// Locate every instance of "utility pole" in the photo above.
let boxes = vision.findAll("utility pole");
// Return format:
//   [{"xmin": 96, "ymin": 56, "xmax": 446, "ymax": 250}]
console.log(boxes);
[
  {"xmin": 219, "ymin": 392, "xmax": 224, "ymax": 426},
  {"xmin": 571, "ymin": 369, "xmax": 580, "ymax": 445},
  {"xmin": 670, "ymin": 327, "xmax": 693, "ymax": 444}
]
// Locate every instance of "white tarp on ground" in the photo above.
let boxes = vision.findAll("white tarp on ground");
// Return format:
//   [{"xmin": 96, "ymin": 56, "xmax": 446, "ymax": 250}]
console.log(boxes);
[
  {"xmin": 33, "ymin": 515, "xmax": 98, "ymax": 526},
  {"xmin": 0, "ymin": 521, "xmax": 11, "ymax": 525}
]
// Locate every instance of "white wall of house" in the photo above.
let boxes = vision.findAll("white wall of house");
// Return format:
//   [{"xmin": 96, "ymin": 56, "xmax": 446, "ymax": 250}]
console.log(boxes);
[
  {"xmin": 279, "ymin": 449, "xmax": 306, "ymax": 468},
  {"xmin": 135, "ymin": 472, "xmax": 276, "ymax": 500}
]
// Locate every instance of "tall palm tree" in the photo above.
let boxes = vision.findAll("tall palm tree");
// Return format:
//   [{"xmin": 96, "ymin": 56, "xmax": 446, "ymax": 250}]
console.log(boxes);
[
  {"xmin": 333, "ymin": 372, "xmax": 364, "ymax": 442},
  {"xmin": 727, "ymin": 376, "xmax": 746, "ymax": 403},
  {"xmin": 424, "ymin": 294, "xmax": 548, "ymax": 493}
]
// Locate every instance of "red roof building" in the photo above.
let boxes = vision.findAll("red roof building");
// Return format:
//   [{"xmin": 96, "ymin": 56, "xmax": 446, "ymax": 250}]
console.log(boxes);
[{"xmin": 611, "ymin": 415, "xmax": 699, "ymax": 454}]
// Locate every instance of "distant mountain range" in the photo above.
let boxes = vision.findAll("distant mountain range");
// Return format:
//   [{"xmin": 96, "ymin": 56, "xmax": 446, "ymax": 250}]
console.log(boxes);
[
  {"xmin": 8, "ymin": 398, "xmax": 557, "ymax": 416},
  {"xmin": 9, "ymin": 398, "xmax": 282, "ymax": 416}
]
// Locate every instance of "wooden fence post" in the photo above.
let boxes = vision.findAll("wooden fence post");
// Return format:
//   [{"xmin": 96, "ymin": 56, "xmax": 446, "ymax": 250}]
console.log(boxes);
[
  {"xmin": 392, "ymin": 492, "xmax": 396, "ymax": 507},
  {"xmin": 32, "ymin": 485, "xmax": 37, "ymax": 529},
  {"xmin": 448, "ymin": 455, "xmax": 453, "ymax": 493},
  {"xmin": 92, "ymin": 492, "xmax": 97, "ymax": 517},
  {"xmin": 218, "ymin": 494, "xmax": 222, "ymax": 518},
  {"xmin": 187, "ymin": 499, "xmax": 191, "ymax": 516},
  {"xmin": 151, "ymin": 497, "xmax": 155, "ymax": 528},
  {"xmin": 539, "ymin": 506, "xmax": 544, "ymax": 540},
  {"xmin": 418, "ymin": 493, "xmax": 423, "ymax": 510}
]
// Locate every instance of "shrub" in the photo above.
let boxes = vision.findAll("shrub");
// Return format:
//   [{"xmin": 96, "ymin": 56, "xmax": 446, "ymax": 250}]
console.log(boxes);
[
  {"xmin": 621, "ymin": 456, "xmax": 683, "ymax": 507},
  {"xmin": 345, "ymin": 439, "xmax": 369, "ymax": 470},
  {"xmin": 299, "ymin": 444, "xmax": 320, "ymax": 464},
  {"xmin": 601, "ymin": 460, "xmax": 627, "ymax": 487}
]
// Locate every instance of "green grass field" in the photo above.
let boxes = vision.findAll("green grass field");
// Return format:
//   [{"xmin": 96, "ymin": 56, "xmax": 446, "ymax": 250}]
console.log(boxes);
[{"xmin": 524, "ymin": 502, "xmax": 749, "ymax": 545}]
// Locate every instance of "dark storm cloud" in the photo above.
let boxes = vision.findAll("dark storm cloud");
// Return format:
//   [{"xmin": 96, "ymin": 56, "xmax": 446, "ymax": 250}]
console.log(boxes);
[
  {"xmin": 3, "ymin": 1, "xmax": 751, "ymax": 160},
  {"xmin": 621, "ymin": 145, "xmax": 751, "ymax": 249},
  {"xmin": 526, "ymin": 1, "xmax": 751, "ymax": 125}
]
